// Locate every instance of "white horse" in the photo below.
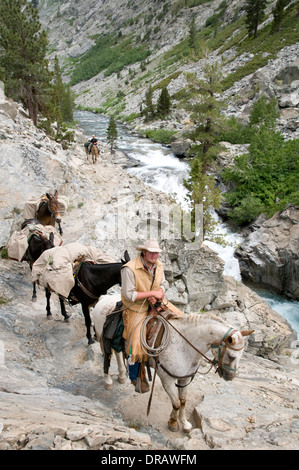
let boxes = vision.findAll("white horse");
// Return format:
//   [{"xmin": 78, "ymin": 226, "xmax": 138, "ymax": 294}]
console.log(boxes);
[{"xmin": 92, "ymin": 294, "xmax": 254, "ymax": 433}]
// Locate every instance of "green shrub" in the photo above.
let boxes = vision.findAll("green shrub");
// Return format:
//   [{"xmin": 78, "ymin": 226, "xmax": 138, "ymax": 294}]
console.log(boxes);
[{"xmin": 143, "ymin": 129, "xmax": 177, "ymax": 144}]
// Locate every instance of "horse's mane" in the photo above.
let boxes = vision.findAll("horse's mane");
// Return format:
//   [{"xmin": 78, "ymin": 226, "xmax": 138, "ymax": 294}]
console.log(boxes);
[{"xmin": 177, "ymin": 312, "xmax": 228, "ymax": 326}]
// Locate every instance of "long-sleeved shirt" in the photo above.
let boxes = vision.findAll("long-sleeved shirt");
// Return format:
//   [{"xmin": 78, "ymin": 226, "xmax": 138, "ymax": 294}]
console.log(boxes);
[{"xmin": 121, "ymin": 262, "xmax": 166, "ymax": 303}]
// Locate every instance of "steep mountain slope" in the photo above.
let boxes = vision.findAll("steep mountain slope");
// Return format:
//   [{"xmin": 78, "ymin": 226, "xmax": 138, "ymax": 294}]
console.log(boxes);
[{"xmin": 38, "ymin": 0, "xmax": 298, "ymax": 140}]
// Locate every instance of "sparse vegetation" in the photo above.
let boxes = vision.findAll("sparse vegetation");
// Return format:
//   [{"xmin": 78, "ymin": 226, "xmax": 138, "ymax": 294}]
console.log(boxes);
[{"xmin": 70, "ymin": 34, "xmax": 151, "ymax": 85}]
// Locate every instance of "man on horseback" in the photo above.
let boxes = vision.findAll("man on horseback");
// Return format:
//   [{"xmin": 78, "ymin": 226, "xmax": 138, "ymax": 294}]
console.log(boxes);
[
  {"xmin": 88, "ymin": 135, "xmax": 98, "ymax": 154},
  {"xmin": 121, "ymin": 239, "xmax": 182, "ymax": 392}
]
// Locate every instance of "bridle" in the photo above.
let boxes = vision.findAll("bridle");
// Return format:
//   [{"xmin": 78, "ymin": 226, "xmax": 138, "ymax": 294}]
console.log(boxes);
[
  {"xmin": 145, "ymin": 311, "xmax": 245, "ymax": 415},
  {"xmin": 147, "ymin": 304, "xmax": 245, "ymax": 376},
  {"xmin": 210, "ymin": 327, "xmax": 244, "ymax": 373},
  {"xmin": 40, "ymin": 197, "xmax": 63, "ymax": 235},
  {"xmin": 47, "ymin": 200, "xmax": 61, "ymax": 221}
]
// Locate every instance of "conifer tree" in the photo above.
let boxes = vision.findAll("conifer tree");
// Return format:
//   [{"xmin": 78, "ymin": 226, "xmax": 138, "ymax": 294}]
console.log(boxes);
[
  {"xmin": 144, "ymin": 84, "xmax": 155, "ymax": 121},
  {"xmin": 62, "ymin": 85, "xmax": 74, "ymax": 123},
  {"xmin": 245, "ymin": 0, "xmax": 269, "ymax": 38},
  {"xmin": 271, "ymin": 0, "xmax": 290, "ymax": 33},
  {"xmin": 157, "ymin": 86, "xmax": 171, "ymax": 118},
  {"xmin": 184, "ymin": 61, "xmax": 224, "ymax": 174},
  {"xmin": 188, "ymin": 14, "xmax": 197, "ymax": 55},
  {"xmin": 52, "ymin": 56, "xmax": 74, "ymax": 130},
  {"xmin": 0, "ymin": 0, "xmax": 52, "ymax": 125},
  {"xmin": 107, "ymin": 115, "xmax": 118, "ymax": 153},
  {"xmin": 183, "ymin": 60, "xmax": 224, "ymax": 238},
  {"xmin": 52, "ymin": 56, "xmax": 64, "ymax": 136}
]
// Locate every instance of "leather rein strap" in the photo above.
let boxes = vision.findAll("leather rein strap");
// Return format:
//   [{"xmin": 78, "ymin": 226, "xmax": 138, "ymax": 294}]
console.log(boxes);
[{"xmin": 152, "ymin": 304, "xmax": 244, "ymax": 375}]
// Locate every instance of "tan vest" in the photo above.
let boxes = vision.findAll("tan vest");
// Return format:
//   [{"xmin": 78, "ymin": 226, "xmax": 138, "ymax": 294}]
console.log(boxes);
[{"xmin": 121, "ymin": 254, "xmax": 163, "ymax": 313}]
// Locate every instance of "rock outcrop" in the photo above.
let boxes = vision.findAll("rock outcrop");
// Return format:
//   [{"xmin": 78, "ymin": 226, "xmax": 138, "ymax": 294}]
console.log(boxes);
[{"xmin": 235, "ymin": 205, "xmax": 299, "ymax": 301}]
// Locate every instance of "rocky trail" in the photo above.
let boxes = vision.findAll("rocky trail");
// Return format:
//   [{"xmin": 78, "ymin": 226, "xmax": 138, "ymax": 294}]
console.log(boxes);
[
  {"xmin": 1, "ymin": 254, "xmax": 299, "ymax": 451},
  {"xmin": 0, "ymin": 91, "xmax": 299, "ymax": 450},
  {"xmin": 1, "ymin": 151, "xmax": 298, "ymax": 451}
]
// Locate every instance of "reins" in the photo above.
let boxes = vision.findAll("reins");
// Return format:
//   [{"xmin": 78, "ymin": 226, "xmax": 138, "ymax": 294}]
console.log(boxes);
[
  {"xmin": 145, "ymin": 305, "xmax": 244, "ymax": 416},
  {"xmin": 147, "ymin": 303, "xmax": 217, "ymax": 367},
  {"xmin": 146, "ymin": 303, "xmax": 245, "ymax": 375}
]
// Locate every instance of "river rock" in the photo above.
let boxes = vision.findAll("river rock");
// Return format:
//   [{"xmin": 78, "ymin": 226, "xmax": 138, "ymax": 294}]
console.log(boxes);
[
  {"xmin": 235, "ymin": 205, "xmax": 299, "ymax": 300},
  {"xmin": 170, "ymin": 131, "xmax": 193, "ymax": 157}
]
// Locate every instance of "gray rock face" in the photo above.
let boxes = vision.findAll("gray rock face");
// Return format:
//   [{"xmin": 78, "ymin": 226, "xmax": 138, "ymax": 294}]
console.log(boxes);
[{"xmin": 235, "ymin": 206, "xmax": 299, "ymax": 300}]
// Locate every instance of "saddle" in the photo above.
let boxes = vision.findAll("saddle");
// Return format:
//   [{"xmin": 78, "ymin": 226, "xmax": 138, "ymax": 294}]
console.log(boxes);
[
  {"xmin": 72, "ymin": 256, "xmax": 95, "ymax": 277},
  {"xmin": 146, "ymin": 305, "xmax": 179, "ymax": 350}
]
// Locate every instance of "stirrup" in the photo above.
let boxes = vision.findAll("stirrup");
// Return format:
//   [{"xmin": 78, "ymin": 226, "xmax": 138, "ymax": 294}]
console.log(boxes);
[{"xmin": 135, "ymin": 376, "xmax": 149, "ymax": 394}]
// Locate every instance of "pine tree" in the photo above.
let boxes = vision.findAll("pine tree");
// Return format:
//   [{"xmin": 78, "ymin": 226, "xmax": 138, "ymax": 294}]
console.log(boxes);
[
  {"xmin": 157, "ymin": 86, "xmax": 171, "ymax": 118},
  {"xmin": 245, "ymin": 0, "xmax": 269, "ymax": 38},
  {"xmin": 52, "ymin": 56, "xmax": 74, "ymax": 128},
  {"xmin": 107, "ymin": 116, "xmax": 118, "ymax": 153},
  {"xmin": 52, "ymin": 56, "xmax": 64, "ymax": 136},
  {"xmin": 271, "ymin": 0, "xmax": 290, "ymax": 33},
  {"xmin": 183, "ymin": 59, "xmax": 225, "ymax": 238},
  {"xmin": 184, "ymin": 61, "xmax": 224, "ymax": 174},
  {"xmin": 188, "ymin": 14, "xmax": 197, "ymax": 55},
  {"xmin": 0, "ymin": 0, "xmax": 52, "ymax": 125},
  {"xmin": 144, "ymin": 84, "xmax": 155, "ymax": 121},
  {"xmin": 62, "ymin": 85, "xmax": 74, "ymax": 123}
]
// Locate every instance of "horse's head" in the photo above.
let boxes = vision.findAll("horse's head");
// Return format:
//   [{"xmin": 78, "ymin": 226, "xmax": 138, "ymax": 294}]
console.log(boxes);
[
  {"xmin": 46, "ymin": 191, "xmax": 63, "ymax": 235},
  {"xmin": 26, "ymin": 231, "xmax": 55, "ymax": 265},
  {"xmin": 211, "ymin": 329, "xmax": 254, "ymax": 381}
]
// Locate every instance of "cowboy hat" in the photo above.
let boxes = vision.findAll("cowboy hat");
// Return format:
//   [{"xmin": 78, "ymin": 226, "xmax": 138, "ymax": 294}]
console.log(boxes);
[{"xmin": 136, "ymin": 239, "xmax": 162, "ymax": 253}]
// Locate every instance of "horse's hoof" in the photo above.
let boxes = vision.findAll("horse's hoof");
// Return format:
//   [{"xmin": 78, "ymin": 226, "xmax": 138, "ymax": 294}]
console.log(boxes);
[
  {"xmin": 168, "ymin": 421, "xmax": 179, "ymax": 432},
  {"xmin": 46, "ymin": 315, "xmax": 52, "ymax": 320},
  {"xmin": 88, "ymin": 338, "xmax": 95, "ymax": 345},
  {"xmin": 32, "ymin": 297, "xmax": 37, "ymax": 303},
  {"xmin": 104, "ymin": 382, "xmax": 113, "ymax": 391},
  {"xmin": 118, "ymin": 377, "xmax": 126, "ymax": 384},
  {"xmin": 64, "ymin": 315, "xmax": 71, "ymax": 322},
  {"xmin": 183, "ymin": 424, "xmax": 193, "ymax": 433}
]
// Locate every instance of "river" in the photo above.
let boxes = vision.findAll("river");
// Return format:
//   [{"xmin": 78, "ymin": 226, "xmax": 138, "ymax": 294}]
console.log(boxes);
[{"xmin": 75, "ymin": 110, "xmax": 299, "ymax": 338}]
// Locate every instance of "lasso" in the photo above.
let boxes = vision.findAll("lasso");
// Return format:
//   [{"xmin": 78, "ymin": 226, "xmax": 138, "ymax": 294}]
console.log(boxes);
[{"xmin": 140, "ymin": 314, "xmax": 171, "ymax": 357}]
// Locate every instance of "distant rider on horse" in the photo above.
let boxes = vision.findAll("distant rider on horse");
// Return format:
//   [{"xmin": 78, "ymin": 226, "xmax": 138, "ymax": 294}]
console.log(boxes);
[{"xmin": 88, "ymin": 135, "xmax": 98, "ymax": 154}]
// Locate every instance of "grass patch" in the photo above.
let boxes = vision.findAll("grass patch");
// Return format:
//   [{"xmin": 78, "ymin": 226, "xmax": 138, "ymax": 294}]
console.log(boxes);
[
  {"xmin": 0, "ymin": 296, "xmax": 9, "ymax": 305},
  {"xmin": 70, "ymin": 33, "xmax": 151, "ymax": 85},
  {"xmin": 141, "ymin": 128, "xmax": 177, "ymax": 144},
  {"xmin": 0, "ymin": 248, "xmax": 8, "ymax": 259}
]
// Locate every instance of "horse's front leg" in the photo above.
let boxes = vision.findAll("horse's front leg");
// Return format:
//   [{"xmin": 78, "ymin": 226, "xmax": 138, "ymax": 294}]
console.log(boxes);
[
  {"xmin": 177, "ymin": 379, "xmax": 193, "ymax": 433},
  {"xmin": 45, "ymin": 289, "xmax": 52, "ymax": 317},
  {"xmin": 59, "ymin": 296, "xmax": 70, "ymax": 321},
  {"xmin": 158, "ymin": 371, "xmax": 181, "ymax": 432},
  {"xmin": 82, "ymin": 304, "xmax": 94, "ymax": 345},
  {"xmin": 115, "ymin": 351, "xmax": 127, "ymax": 384},
  {"xmin": 32, "ymin": 281, "xmax": 37, "ymax": 302},
  {"xmin": 104, "ymin": 370, "xmax": 114, "ymax": 390}
]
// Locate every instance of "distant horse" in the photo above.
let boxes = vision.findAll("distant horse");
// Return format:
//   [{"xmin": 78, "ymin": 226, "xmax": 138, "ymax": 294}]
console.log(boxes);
[
  {"xmin": 90, "ymin": 144, "xmax": 98, "ymax": 164},
  {"xmin": 84, "ymin": 142, "xmax": 90, "ymax": 159},
  {"xmin": 22, "ymin": 220, "xmax": 69, "ymax": 321},
  {"xmin": 44, "ymin": 250, "xmax": 130, "ymax": 344},
  {"xmin": 22, "ymin": 191, "xmax": 63, "ymax": 235},
  {"xmin": 92, "ymin": 294, "xmax": 254, "ymax": 433}
]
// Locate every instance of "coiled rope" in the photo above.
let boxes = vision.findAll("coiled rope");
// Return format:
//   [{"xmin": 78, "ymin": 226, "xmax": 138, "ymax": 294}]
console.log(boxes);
[{"xmin": 140, "ymin": 314, "xmax": 170, "ymax": 357}]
